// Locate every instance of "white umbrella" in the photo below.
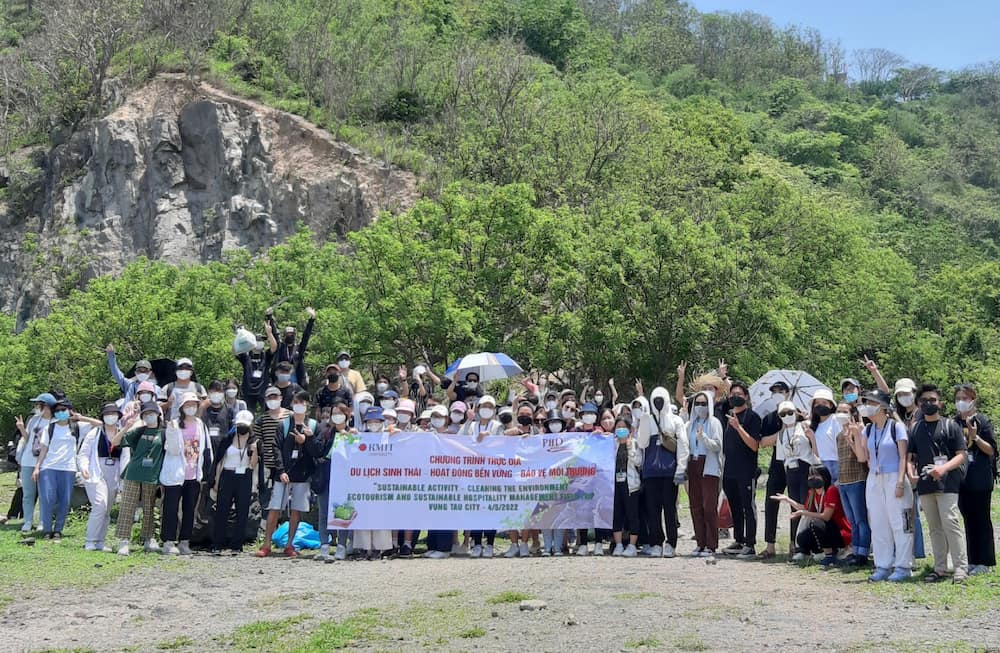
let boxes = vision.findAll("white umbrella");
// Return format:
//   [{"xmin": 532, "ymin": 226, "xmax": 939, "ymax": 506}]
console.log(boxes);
[
  {"xmin": 445, "ymin": 352, "xmax": 524, "ymax": 383},
  {"xmin": 749, "ymin": 370, "xmax": 831, "ymax": 417}
]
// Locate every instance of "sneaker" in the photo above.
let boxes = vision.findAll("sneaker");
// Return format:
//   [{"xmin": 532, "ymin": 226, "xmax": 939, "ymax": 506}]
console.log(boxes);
[
  {"xmin": 519, "ymin": 542, "xmax": 530, "ymax": 557},
  {"xmin": 952, "ymin": 573, "xmax": 968, "ymax": 585},
  {"xmin": 853, "ymin": 554, "xmax": 870, "ymax": 568},
  {"xmin": 316, "ymin": 544, "xmax": 331, "ymax": 561},
  {"xmin": 145, "ymin": 538, "xmax": 161, "ymax": 554},
  {"xmin": 722, "ymin": 542, "xmax": 743, "ymax": 554},
  {"xmin": 663, "ymin": 544, "xmax": 676, "ymax": 558},
  {"xmin": 791, "ymin": 552, "xmax": 806, "ymax": 563},
  {"xmin": 284, "ymin": 545, "xmax": 298, "ymax": 558},
  {"xmin": 736, "ymin": 547, "xmax": 757, "ymax": 560},
  {"xmin": 52, "ymin": 532, "xmax": 62, "ymax": 542},
  {"xmin": 593, "ymin": 543, "xmax": 605, "ymax": 556},
  {"xmin": 117, "ymin": 540, "xmax": 130, "ymax": 557},
  {"xmin": 84, "ymin": 541, "xmax": 97, "ymax": 551},
  {"xmin": 623, "ymin": 544, "xmax": 638, "ymax": 558},
  {"xmin": 541, "ymin": 548, "xmax": 551, "ymax": 557},
  {"xmin": 888, "ymin": 568, "xmax": 911, "ymax": 583},
  {"xmin": 504, "ymin": 545, "xmax": 520, "ymax": 558},
  {"xmin": 424, "ymin": 550, "xmax": 449, "ymax": 559},
  {"xmin": 969, "ymin": 565, "xmax": 991, "ymax": 576},
  {"xmin": 640, "ymin": 544, "xmax": 652, "ymax": 556},
  {"xmin": 334, "ymin": 544, "xmax": 347, "ymax": 560},
  {"xmin": 869, "ymin": 567, "xmax": 891, "ymax": 582},
  {"xmin": 177, "ymin": 540, "xmax": 193, "ymax": 556},
  {"xmin": 612, "ymin": 543, "xmax": 624, "ymax": 556},
  {"xmin": 162, "ymin": 541, "xmax": 180, "ymax": 556},
  {"xmin": 470, "ymin": 545, "xmax": 483, "ymax": 558},
  {"xmin": 211, "ymin": 548, "xmax": 224, "ymax": 556},
  {"xmin": 483, "ymin": 545, "xmax": 494, "ymax": 558},
  {"xmin": 451, "ymin": 543, "xmax": 467, "ymax": 556},
  {"xmin": 689, "ymin": 547, "xmax": 704, "ymax": 558},
  {"xmin": 100, "ymin": 544, "xmax": 114, "ymax": 553},
  {"xmin": 20, "ymin": 525, "xmax": 32, "ymax": 534},
  {"xmin": 553, "ymin": 549, "xmax": 564, "ymax": 557},
  {"xmin": 398, "ymin": 543, "xmax": 413, "ymax": 558},
  {"xmin": 818, "ymin": 555, "xmax": 838, "ymax": 567},
  {"xmin": 255, "ymin": 546, "xmax": 271, "ymax": 558},
  {"xmin": 648, "ymin": 545, "xmax": 663, "ymax": 557},
  {"xmin": 576, "ymin": 544, "xmax": 589, "ymax": 556},
  {"xmin": 698, "ymin": 549, "xmax": 715, "ymax": 558}
]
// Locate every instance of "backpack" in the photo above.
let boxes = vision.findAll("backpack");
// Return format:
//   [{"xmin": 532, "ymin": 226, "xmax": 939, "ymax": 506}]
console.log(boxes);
[{"xmin": 47, "ymin": 421, "xmax": 82, "ymax": 452}]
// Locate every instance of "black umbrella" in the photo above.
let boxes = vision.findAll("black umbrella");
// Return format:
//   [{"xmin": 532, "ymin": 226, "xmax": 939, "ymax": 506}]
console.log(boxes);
[{"xmin": 124, "ymin": 358, "xmax": 182, "ymax": 386}]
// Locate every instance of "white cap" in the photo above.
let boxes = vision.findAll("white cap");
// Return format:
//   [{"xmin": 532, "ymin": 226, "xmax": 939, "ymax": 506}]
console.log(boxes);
[
  {"xmin": 418, "ymin": 409, "xmax": 432, "ymax": 421},
  {"xmin": 894, "ymin": 378, "xmax": 917, "ymax": 395},
  {"xmin": 430, "ymin": 405, "xmax": 448, "ymax": 417},
  {"xmin": 176, "ymin": 357, "xmax": 194, "ymax": 368},
  {"xmin": 479, "ymin": 395, "xmax": 497, "ymax": 407},
  {"xmin": 778, "ymin": 400, "xmax": 796, "ymax": 414},
  {"xmin": 234, "ymin": 410, "xmax": 254, "ymax": 427},
  {"xmin": 812, "ymin": 388, "xmax": 835, "ymax": 405},
  {"xmin": 382, "ymin": 408, "xmax": 398, "ymax": 421}
]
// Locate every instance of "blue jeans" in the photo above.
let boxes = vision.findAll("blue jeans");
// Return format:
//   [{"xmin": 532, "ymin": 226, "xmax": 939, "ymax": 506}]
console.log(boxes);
[
  {"xmin": 912, "ymin": 489, "xmax": 926, "ymax": 559},
  {"xmin": 38, "ymin": 469, "xmax": 75, "ymax": 534},
  {"xmin": 839, "ymin": 481, "xmax": 870, "ymax": 556},
  {"xmin": 822, "ymin": 460, "xmax": 839, "ymax": 484},
  {"xmin": 542, "ymin": 529, "xmax": 565, "ymax": 552},
  {"xmin": 19, "ymin": 464, "xmax": 38, "ymax": 530}
]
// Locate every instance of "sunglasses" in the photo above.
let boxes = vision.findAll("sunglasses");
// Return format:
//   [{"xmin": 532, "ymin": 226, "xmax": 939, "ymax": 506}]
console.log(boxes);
[{"xmin": 778, "ymin": 411, "xmax": 795, "ymax": 417}]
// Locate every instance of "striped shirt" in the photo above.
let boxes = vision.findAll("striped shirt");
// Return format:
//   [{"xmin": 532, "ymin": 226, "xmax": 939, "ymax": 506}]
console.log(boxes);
[{"xmin": 254, "ymin": 413, "xmax": 283, "ymax": 478}]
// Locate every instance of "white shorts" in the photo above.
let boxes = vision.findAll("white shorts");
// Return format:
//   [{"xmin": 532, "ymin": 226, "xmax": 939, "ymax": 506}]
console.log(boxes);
[{"xmin": 267, "ymin": 481, "xmax": 310, "ymax": 513}]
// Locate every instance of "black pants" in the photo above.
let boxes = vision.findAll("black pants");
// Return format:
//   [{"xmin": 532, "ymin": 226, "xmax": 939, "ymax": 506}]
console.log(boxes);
[
  {"xmin": 644, "ymin": 476, "xmax": 679, "ymax": 548},
  {"xmin": 613, "ymin": 481, "xmax": 640, "ymax": 533},
  {"xmin": 7, "ymin": 486, "xmax": 26, "ymax": 519},
  {"xmin": 723, "ymin": 475, "xmax": 757, "ymax": 548},
  {"xmin": 959, "ymin": 489, "xmax": 996, "ymax": 567},
  {"xmin": 577, "ymin": 528, "xmax": 611, "ymax": 545},
  {"xmin": 795, "ymin": 519, "xmax": 841, "ymax": 554},
  {"xmin": 470, "ymin": 530, "xmax": 496, "ymax": 546},
  {"xmin": 763, "ymin": 459, "xmax": 785, "ymax": 544},
  {"xmin": 162, "ymin": 480, "xmax": 201, "ymax": 542},
  {"xmin": 214, "ymin": 470, "xmax": 252, "ymax": 550},
  {"xmin": 785, "ymin": 465, "xmax": 809, "ymax": 551},
  {"xmin": 635, "ymin": 487, "xmax": 650, "ymax": 545}
]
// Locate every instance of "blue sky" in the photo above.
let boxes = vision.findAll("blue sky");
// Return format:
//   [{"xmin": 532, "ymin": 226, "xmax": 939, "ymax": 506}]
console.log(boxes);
[{"xmin": 689, "ymin": 0, "xmax": 1000, "ymax": 71}]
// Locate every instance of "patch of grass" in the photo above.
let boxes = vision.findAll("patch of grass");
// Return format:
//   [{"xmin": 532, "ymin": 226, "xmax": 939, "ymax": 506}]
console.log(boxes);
[
  {"xmin": 291, "ymin": 608, "xmax": 381, "ymax": 652},
  {"xmin": 156, "ymin": 636, "xmax": 194, "ymax": 651},
  {"xmin": 486, "ymin": 590, "xmax": 533, "ymax": 604},
  {"xmin": 625, "ymin": 636, "xmax": 664, "ymax": 650},
  {"xmin": 458, "ymin": 626, "xmax": 486, "ymax": 639},
  {"xmin": 230, "ymin": 614, "xmax": 311, "ymax": 652},
  {"xmin": 614, "ymin": 591, "xmax": 659, "ymax": 600},
  {"xmin": 34, "ymin": 649, "xmax": 96, "ymax": 653},
  {"xmin": 435, "ymin": 589, "xmax": 462, "ymax": 598},
  {"xmin": 672, "ymin": 633, "xmax": 708, "ymax": 651}
]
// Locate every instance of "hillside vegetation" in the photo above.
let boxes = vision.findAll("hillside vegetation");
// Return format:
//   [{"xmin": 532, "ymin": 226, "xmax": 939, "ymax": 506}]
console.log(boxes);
[{"xmin": 3, "ymin": 0, "xmax": 1000, "ymax": 424}]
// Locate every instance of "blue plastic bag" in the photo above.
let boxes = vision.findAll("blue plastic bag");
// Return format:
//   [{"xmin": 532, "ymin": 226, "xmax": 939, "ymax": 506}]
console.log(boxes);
[{"xmin": 271, "ymin": 521, "xmax": 321, "ymax": 550}]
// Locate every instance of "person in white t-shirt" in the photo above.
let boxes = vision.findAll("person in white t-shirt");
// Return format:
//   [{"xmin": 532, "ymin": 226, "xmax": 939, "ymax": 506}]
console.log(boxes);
[
  {"xmin": 14, "ymin": 393, "xmax": 55, "ymax": 532},
  {"xmin": 810, "ymin": 389, "xmax": 843, "ymax": 483}
]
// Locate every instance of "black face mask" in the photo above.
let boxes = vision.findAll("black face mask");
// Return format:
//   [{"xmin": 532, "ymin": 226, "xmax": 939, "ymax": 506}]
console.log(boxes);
[
  {"xmin": 653, "ymin": 398, "xmax": 664, "ymax": 411},
  {"xmin": 730, "ymin": 396, "xmax": 747, "ymax": 408},
  {"xmin": 517, "ymin": 415, "xmax": 533, "ymax": 426},
  {"xmin": 807, "ymin": 477, "xmax": 824, "ymax": 489},
  {"xmin": 814, "ymin": 405, "xmax": 833, "ymax": 417},
  {"xmin": 922, "ymin": 402, "xmax": 940, "ymax": 416},
  {"xmin": 499, "ymin": 413, "xmax": 513, "ymax": 425},
  {"xmin": 285, "ymin": 333, "xmax": 295, "ymax": 344},
  {"xmin": 327, "ymin": 374, "xmax": 340, "ymax": 384},
  {"xmin": 236, "ymin": 426, "xmax": 251, "ymax": 435}
]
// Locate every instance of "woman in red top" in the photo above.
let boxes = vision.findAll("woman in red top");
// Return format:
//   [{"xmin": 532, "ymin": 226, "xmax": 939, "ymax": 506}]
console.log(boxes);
[{"xmin": 771, "ymin": 465, "xmax": 851, "ymax": 567}]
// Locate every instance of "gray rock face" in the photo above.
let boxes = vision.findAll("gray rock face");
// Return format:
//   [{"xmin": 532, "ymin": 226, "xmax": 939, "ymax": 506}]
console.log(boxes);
[{"xmin": 0, "ymin": 75, "xmax": 418, "ymax": 327}]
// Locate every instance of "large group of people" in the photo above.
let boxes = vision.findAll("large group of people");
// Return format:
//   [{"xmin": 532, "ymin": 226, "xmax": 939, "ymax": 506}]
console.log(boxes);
[{"xmin": 3, "ymin": 309, "xmax": 995, "ymax": 585}]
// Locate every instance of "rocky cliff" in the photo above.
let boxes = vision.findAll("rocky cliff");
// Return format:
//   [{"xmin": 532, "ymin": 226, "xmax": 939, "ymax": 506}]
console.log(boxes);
[{"xmin": 0, "ymin": 74, "xmax": 419, "ymax": 327}]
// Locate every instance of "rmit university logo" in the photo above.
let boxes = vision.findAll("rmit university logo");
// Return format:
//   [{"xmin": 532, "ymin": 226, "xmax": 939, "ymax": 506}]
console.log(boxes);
[{"xmin": 359, "ymin": 441, "xmax": 393, "ymax": 454}]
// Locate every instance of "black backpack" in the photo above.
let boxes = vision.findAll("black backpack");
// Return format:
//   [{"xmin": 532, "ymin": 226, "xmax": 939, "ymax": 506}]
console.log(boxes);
[{"xmin": 48, "ymin": 421, "xmax": 82, "ymax": 452}]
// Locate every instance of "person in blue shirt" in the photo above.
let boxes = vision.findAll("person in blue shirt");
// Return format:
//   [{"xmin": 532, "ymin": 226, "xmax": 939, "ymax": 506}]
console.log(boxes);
[{"xmin": 106, "ymin": 344, "xmax": 161, "ymax": 403}]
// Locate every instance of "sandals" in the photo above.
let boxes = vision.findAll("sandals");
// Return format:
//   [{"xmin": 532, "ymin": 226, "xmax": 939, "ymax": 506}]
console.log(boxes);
[
  {"xmin": 756, "ymin": 550, "xmax": 776, "ymax": 560},
  {"xmin": 923, "ymin": 571, "xmax": 945, "ymax": 583}
]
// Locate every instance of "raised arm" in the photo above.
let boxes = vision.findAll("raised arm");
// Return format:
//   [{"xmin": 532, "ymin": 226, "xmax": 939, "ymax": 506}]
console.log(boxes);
[
  {"xmin": 107, "ymin": 344, "xmax": 128, "ymax": 392},
  {"xmin": 674, "ymin": 362, "xmax": 686, "ymax": 406},
  {"xmin": 862, "ymin": 356, "xmax": 890, "ymax": 394}
]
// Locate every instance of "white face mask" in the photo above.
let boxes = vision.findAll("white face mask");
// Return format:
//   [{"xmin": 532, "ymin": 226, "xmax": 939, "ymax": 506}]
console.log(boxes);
[
  {"xmin": 582, "ymin": 413, "xmax": 597, "ymax": 425},
  {"xmin": 450, "ymin": 411, "xmax": 464, "ymax": 423},
  {"xmin": 545, "ymin": 400, "xmax": 557, "ymax": 410},
  {"xmin": 693, "ymin": 406, "xmax": 709, "ymax": 419},
  {"xmin": 225, "ymin": 388, "xmax": 238, "ymax": 399},
  {"xmin": 103, "ymin": 414, "xmax": 119, "ymax": 426},
  {"xmin": 331, "ymin": 413, "xmax": 347, "ymax": 425},
  {"xmin": 479, "ymin": 408, "xmax": 495, "ymax": 420},
  {"xmin": 548, "ymin": 422, "xmax": 564, "ymax": 433},
  {"xmin": 376, "ymin": 383, "xmax": 389, "ymax": 393},
  {"xmin": 135, "ymin": 372, "xmax": 149, "ymax": 382},
  {"xmin": 209, "ymin": 392, "xmax": 224, "ymax": 405},
  {"xmin": 182, "ymin": 405, "xmax": 198, "ymax": 417},
  {"xmin": 138, "ymin": 393, "xmax": 153, "ymax": 403},
  {"xmin": 431, "ymin": 417, "xmax": 447, "ymax": 429},
  {"xmin": 366, "ymin": 422, "xmax": 382, "ymax": 432},
  {"xmin": 632, "ymin": 406, "xmax": 643, "ymax": 418},
  {"xmin": 560, "ymin": 409, "xmax": 575, "ymax": 420},
  {"xmin": 781, "ymin": 414, "xmax": 797, "ymax": 426},
  {"xmin": 397, "ymin": 413, "xmax": 412, "ymax": 425},
  {"xmin": 276, "ymin": 374, "xmax": 291, "ymax": 383},
  {"xmin": 338, "ymin": 360, "xmax": 350, "ymax": 370},
  {"xmin": 956, "ymin": 399, "xmax": 975, "ymax": 414},
  {"xmin": 33, "ymin": 407, "xmax": 42, "ymax": 416},
  {"xmin": 266, "ymin": 399, "xmax": 281, "ymax": 410},
  {"xmin": 292, "ymin": 404, "xmax": 307, "ymax": 415},
  {"xmin": 896, "ymin": 394, "xmax": 914, "ymax": 408},
  {"xmin": 771, "ymin": 392, "xmax": 786, "ymax": 404},
  {"xmin": 359, "ymin": 402, "xmax": 372, "ymax": 413},
  {"xmin": 594, "ymin": 394, "xmax": 604, "ymax": 404},
  {"xmin": 176, "ymin": 370, "xmax": 192, "ymax": 381},
  {"xmin": 380, "ymin": 400, "xmax": 396, "ymax": 410},
  {"xmin": 143, "ymin": 414, "xmax": 158, "ymax": 427},
  {"xmin": 834, "ymin": 412, "xmax": 850, "ymax": 426},
  {"xmin": 857, "ymin": 404, "xmax": 877, "ymax": 419}
]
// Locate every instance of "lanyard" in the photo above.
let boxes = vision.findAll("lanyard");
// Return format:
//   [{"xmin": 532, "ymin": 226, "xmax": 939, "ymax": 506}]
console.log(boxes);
[{"xmin": 869, "ymin": 420, "xmax": 893, "ymax": 467}]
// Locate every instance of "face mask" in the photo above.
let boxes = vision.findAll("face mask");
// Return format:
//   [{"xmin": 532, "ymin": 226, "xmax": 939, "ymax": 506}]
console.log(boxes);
[
  {"xmin": 897, "ymin": 394, "xmax": 914, "ymax": 408},
  {"xmin": 376, "ymin": 383, "xmax": 389, "ymax": 393},
  {"xmin": 209, "ymin": 392, "xmax": 224, "ymax": 405},
  {"xmin": 632, "ymin": 406, "xmax": 643, "ymax": 419},
  {"xmin": 771, "ymin": 392, "xmax": 786, "ymax": 404},
  {"xmin": 332, "ymin": 413, "xmax": 347, "ymax": 425},
  {"xmin": 561, "ymin": 409, "xmax": 575, "ymax": 420},
  {"xmin": 183, "ymin": 406, "xmax": 197, "ymax": 417},
  {"xmin": 431, "ymin": 417, "xmax": 447, "ymax": 429},
  {"xmin": 921, "ymin": 402, "xmax": 940, "ymax": 416},
  {"xmin": 582, "ymin": 414, "xmax": 597, "ymax": 425},
  {"xmin": 277, "ymin": 373, "xmax": 291, "ymax": 383},
  {"xmin": 266, "ymin": 399, "xmax": 281, "ymax": 410},
  {"xmin": 807, "ymin": 477, "xmax": 824, "ymax": 489},
  {"xmin": 857, "ymin": 405, "xmax": 876, "ymax": 419},
  {"xmin": 33, "ymin": 407, "xmax": 42, "ymax": 416},
  {"xmin": 285, "ymin": 333, "xmax": 296, "ymax": 344},
  {"xmin": 730, "ymin": 396, "xmax": 747, "ymax": 408},
  {"xmin": 548, "ymin": 422, "xmax": 564, "ymax": 433},
  {"xmin": 138, "ymin": 393, "xmax": 153, "ymax": 403},
  {"xmin": 54, "ymin": 410, "xmax": 70, "ymax": 422},
  {"xmin": 359, "ymin": 402, "xmax": 372, "ymax": 413},
  {"xmin": 781, "ymin": 414, "xmax": 797, "ymax": 426},
  {"xmin": 380, "ymin": 400, "xmax": 396, "ymax": 410},
  {"xmin": 615, "ymin": 428, "xmax": 629, "ymax": 440},
  {"xmin": 545, "ymin": 400, "xmax": 557, "ymax": 410},
  {"xmin": 694, "ymin": 406, "xmax": 708, "ymax": 419},
  {"xmin": 225, "ymin": 388, "xmax": 238, "ymax": 399},
  {"xmin": 398, "ymin": 413, "xmax": 412, "ymax": 425},
  {"xmin": 327, "ymin": 374, "xmax": 340, "ymax": 385},
  {"xmin": 136, "ymin": 372, "xmax": 149, "ymax": 382},
  {"xmin": 500, "ymin": 413, "xmax": 513, "ymax": 425},
  {"xmin": 292, "ymin": 404, "xmax": 307, "ymax": 415},
  {"xmin": 176, "ymin": 369, "xmax": 192, "ymax": 381},
  {"xmin": 601, "ymin": 419, "xmax": 615, "ymax": 430},
  {"xmin": 517, "ymin": 415, "xmax": 533, "ymax": 426},
  {"xmin": 594, "ymin": 394, "xmax": 604, "ymax": 404},
  {"xmin": 236, "ymin": 425, "xmax": 251, "ymax": 435},
  {"xmin": 956, "ymin": 399, "xmax": 974, "ymax": 414},
  {"xmin": 843, "ymin": 392, "xmax": 858, "ymax": 403},
  {"xmin": 834, "ymin": 412, "xmax": 850, "ymax": 426},
  {"xmin": 450, "ymin": 412, "xmax": 464, "ymax": 423},
  {"xmin": 143, "ymin": 414, "xmax": 158, "ymax": 427},
  {"xmin": 479, "ymin": 408, "xmax": 495, "ymax": 420},
  {"xmin": 366, "ymin": 422, "xmax": 382, "ymax": 432},
  {"xmin": 103, "ymin": 414, "xmax": 118, "ymax": 426},
  {"xmin": 338, "ymin": 360, "xmax": 350, "ymax": 370},
  {"xmin": 814, "ymin": 405, "xmax": 833, "ymax": 417}
]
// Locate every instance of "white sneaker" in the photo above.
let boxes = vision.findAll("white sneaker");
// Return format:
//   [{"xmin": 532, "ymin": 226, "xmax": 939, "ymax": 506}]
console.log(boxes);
[
  {"xmin": 483, "ymin": 545, "xmax": 494, "ymax": 558},
  {"xmin": 519, "ymin": 542, "xmax": 530, "ymax": 557},
  {"xmin": 593, "ymin": 543, "xmax": 605, "ymax": 556},
  {"xmin": 812, "ymin": 552, "xmax": 827, "ymax": 562},
  {"xmin": 698, "ymin": 549, "xmax": 715, "ymax": 558},
  {"xmin": 317, "ymin": 544, "xmax": 331, "ymax": 561},
  {"xmin": 84, "ymin": 541, "xmax": 97, "ymax": 551},
  {"xmin": 424, "ymin": 550, "xmax": 449, "ymax": 559},
  {"xmin": 649, "ymin": 545, "xmax": 663, "ymax": 557},
  {"xmin": 576, "ymin": 544, "xmax": 589, "ymax": 556},
  {"xmin": 612, "ymin": 543, "xmax": 624, "ymax": 556},
  {"xmin": 117, "ymin": 540, "xmax": 130, "ymax": 556},
  {"xmin": 640, "ymin": 544, "xmax": 651, "ymax": 556},
  {"xmin": 334, "ymin": 544, "xmax": 346, "ymax": 561},
  {"xmin": 470, "ymin": 545, "xmax": 483, "ymax": 558},
  {"xmin": 177, "ymin": 540, "xmax": 193, "ymax": 556},
  {"xmin": 504, "ymin": 545, "xmax": 520, "ymax": 558},
  {"xmin": 144, "ymin": 538, "xmax": 161, "ymax": 553},
  {"xmin": 663, "ymin": 544, "xmax": 676, "ymax": 558},
  {"xmin": 541, "ymin": 548, "xmax": 551, "ymax": 557},
  {"xmin": 689, "ymin": 547, "xmax": 704, "ymax": 557},
  {"xmin": 451, "ymin": 543, "xmax": 467, "ymax": 556},
  {"xmin": 623, "ymin": 544, "xmax": 638, "ymax": 557},
  {"xmin": 792, "ymin": 552, "xmax": 807, "ymax": 562},
  {"xmin": 162, "ymin": 541, "xmax": 180, "ymax": 556},
  {"xmin": 553, "ymin": 549, "xmax": 563, "ymax": 557}
]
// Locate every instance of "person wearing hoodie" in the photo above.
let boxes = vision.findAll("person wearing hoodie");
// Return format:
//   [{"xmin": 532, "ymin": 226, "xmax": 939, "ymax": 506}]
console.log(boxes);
[
  {"xmin": 720, "ymin": 381, "xmax": 763, "ymax": 559},
  {"xmin": 115, "ymin": 402, "xmax": 167, "ymax": 556},
  {"xmin": 211, "ymin": 409, "xmax": 258, "ymax": 554},
  {"xmin": 160, "ymin": 392, "xmax": 213, "ymax": 556},
  {"xmin": 540, "ymin": 409, "xmax": 569, "ymax": 556},
  {"xmin": 611, "ymin": 416, "xmax": 643, "ymax": 557},
  {"xmin": 353, "ymin": 390, "xmax": 375, "ymax": 432},
  {"xmin": 678, "ymin": 390, "xmax": 723, "ymax": 557},
  {"xmin": 236, "ymin": 322, "xmax": 277, "ymax": 414},
  {"xmin": 77, "ymin": 403, "xmax": 131, "ymax": 551},
  {"xmin": 457, "ymin": 395, "xmax": 503, "ymax": 558},
  {"xmin": 638, "ymin": 387, "xmax": 687, "ymax": 558}
]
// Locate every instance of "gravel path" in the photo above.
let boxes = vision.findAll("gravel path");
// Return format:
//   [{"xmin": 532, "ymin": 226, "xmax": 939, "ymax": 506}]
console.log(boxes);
[{"xmin": 4, "ymin": 538, "xmax": 999, "ymax": 653}]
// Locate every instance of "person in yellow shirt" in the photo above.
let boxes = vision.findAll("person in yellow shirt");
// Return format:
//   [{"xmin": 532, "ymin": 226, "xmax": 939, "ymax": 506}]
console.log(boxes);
[{"xmin": 335, "ymin": 351, "xmax": 367, "ymax": 393}]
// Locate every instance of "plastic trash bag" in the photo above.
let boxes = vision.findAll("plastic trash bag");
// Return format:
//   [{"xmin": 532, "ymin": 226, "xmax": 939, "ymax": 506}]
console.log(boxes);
[
  {"xmin": 271, "ymin": 521, "xmax": 321, "ymax": 550},
  {"xmin": 233, "ymin": 327, "xmax": 257, "ymax": 355}
]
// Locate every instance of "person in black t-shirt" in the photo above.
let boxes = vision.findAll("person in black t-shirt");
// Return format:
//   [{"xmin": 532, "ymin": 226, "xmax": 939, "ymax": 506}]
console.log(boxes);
[
  {"xmin": 236, "ymin": 323, "xmax": 277, "ymax": 413},
  {"xmin": 273, "ymin": 362, "xmax": 305, "ymax": 410},
  {"xmin": 720, "ymin": 381, "xmax": 762, "ymax": 558},
  {"xmin": 954, "ymin": 383, "xmax": 997, "ymax": 574},
  {"xmin": 908, "ymin": 383, "xmax": 968, "ymax": 583},
  {"xmin": 313, "ymin": 366, "xmax": 354, "ymax": 419}
]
